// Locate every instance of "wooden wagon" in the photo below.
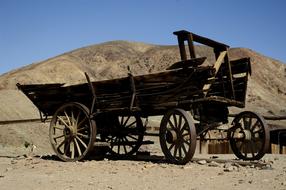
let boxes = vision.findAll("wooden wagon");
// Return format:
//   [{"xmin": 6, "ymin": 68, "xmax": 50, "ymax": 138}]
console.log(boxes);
[{"xmin": 17, "ymin": 30, "xmax": 270, "ymax": 164}]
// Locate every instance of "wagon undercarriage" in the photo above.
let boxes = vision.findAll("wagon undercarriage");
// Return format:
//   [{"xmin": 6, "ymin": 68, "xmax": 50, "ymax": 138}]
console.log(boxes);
[{"xmin": 17, "ymin": 30, "xmax": 271, "ymax": 164}]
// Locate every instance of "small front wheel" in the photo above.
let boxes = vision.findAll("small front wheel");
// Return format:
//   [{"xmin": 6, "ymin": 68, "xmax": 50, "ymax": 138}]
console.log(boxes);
[
  {"xmin": 228, "ymin": 111, "xmax": 270, "ymax": 160},
  {"xmin": 159, "ymin": 109, "xmax": 196, "ymax": 165}
]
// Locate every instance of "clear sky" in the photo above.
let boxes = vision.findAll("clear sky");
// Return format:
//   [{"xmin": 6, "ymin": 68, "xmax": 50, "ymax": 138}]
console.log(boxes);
[{"xmin": 0, "ymin": 0, "xmax": 285, "ymax": 74}]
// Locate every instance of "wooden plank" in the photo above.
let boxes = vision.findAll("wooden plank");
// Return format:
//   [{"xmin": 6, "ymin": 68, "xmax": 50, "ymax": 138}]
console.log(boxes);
[
  {"xmin": 173, "ymin": 30, "xmax": 229, "ymax": 50},
  {"xmin": 187, "ymin": 33, "xmax": 196, "ymax": 58},
  {"xmin": 224, "ymin": 51, "xmax": 235, "ymax": 99},
  {"xmin": 166, "ymin": 57, "xmax": 206, "ymax": 70},
  {"xmin": 202, "ymin": 51, "xmax": 227, "ymax": 95}
]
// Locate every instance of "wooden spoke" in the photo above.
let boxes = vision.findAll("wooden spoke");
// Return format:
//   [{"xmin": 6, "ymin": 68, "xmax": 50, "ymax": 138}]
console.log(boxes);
[
  {"xmin": 77, "ymin": 125, "xmax": 88, "ymax": 132},
  {"xmin": 74, "ymin": 138, "xmax": 82, "ymax": 156},
  {"xmin": 178, "ymin": 115, "xmax": 183, "ymax": 130},
  {"xmin": 53, "ymin": 134, "xmax": 65, "ymax": 140},
  {"xmin": 78, "ymin": 117, "xmax": 87, "ymax": 128},
  {"xmin": 122, "ymin": 116, "xmax": 131, "ymax": 127},
  {"xmin": 76, "ymin": 136, "xmax": 87, "ymax": 149},
  {"xmin": 75, "ymin": 112, "xmax": 81, "ymax": 126},
  {"xmin": 64, "ymin": 111, "xmax": 72, "ymax": 126},
  {"xmin": 125, "ymin": 120, "xmax": 137, "ymax": 128},
  {"xmin": 77, "ymin": 133, "xmax": 89, "ymax": 139},
  {"xmin": 172, "ymin": 114, "xmax": 178, "ymax": 129},
  {"xmin": 57, "ymin": 116, "xmax": 70, "ymax": 129},
  {"xmin": 181, "ymin": 143, "xmax": 188, "ymax": 155},
  {"xmin": 57, "ymin": 138, "xmax": 68, "ymax": 151},
  {"xmin": 168, "ymin": 143, "xmax": 175, "ymax": 152},
  {"xmin": 167, "ymin": 120, "xmax": 176, "ymax": 131},
  {"xmin": 53, "ymin": 125, "xmax": 64, "ymax": 130}
]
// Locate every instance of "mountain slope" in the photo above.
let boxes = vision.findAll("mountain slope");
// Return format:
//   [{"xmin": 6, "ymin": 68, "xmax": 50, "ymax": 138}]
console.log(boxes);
[{"xmin": 0, "ymin": 41, "xmax": 285, "ymax": 121}]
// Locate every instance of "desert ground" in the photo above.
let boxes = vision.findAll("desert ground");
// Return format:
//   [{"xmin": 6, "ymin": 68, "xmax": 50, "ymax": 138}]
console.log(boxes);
[{"xmin": 0, "ymin": 122, "xmax": 286, "ymax": 190}]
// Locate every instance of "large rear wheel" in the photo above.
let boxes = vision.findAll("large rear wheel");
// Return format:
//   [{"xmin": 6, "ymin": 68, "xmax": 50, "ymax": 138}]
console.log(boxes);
[
  {"xmin": 160, "ymin": 109, "xmax": 196, "ymax": 165},
  {"xmin": 49, "ymin": 102, "xmax": 96, "ymax": 162}
]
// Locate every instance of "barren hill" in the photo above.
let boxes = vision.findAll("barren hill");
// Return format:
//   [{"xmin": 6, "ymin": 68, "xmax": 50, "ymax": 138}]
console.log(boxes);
[{"xmin": 0, "ymin": 41, "xmax": 285, "ymax": 120}]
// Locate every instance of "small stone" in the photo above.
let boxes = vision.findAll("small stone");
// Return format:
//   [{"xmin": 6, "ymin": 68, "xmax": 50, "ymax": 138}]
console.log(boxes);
[
  {"xmin": 262, "ymin": 179, "xmax": 269, "ymax": 183},
  {"xmin": 5, "ymin": 167, "xmax": 12, "ymax": 172},
  {"xmin": 224, "ymin": 166, "xmax": 235, "ymax": 172},
  {"xmin": 160, "ymin": 164, "xmax": 167, "ymax": 168},
  {"xmin": 183, "ymin": 165, "xmax": 193, "ymax": 170},
  {"xmin": 223, "ymin": 163, "xmax": 232, "ymax": 168},
  {"xmin": 0, "ymin": 175, "xmax": 4, "ymax": 178},
  {"xmin": 248, "ymin": 180, "xmax": 253, "ymax": 184},
  {"xmin": 250, "ymin": 165, "xmax": 255, "ymax": 168},
  {"xmin": 274, "ymin": 157, "xmax": 279, "ymax": 161},
  {"xmin": 260, "ymin": 164, "xmax": 273, "ymax": 170},
  {"xmin": 197, "ymin": 160, "xmax": 207, "ymax": 165},
  {"xmin": 11, "ymin": 160, "xmax": 17, "ymax": 164},
  {"xmin": 281, "ymin": 182, "xmax": 286, "ymax": 186},
  {"xmin": 104, "ymin": 158, "xmax": 109, "ymax": 161},
  {"xmin": 218, "ymin": 172, "xmax": 224, "ymax": 176},
  {"xmin": 233, "ymin": 163, "xmax": 241, "ymax": 168},
  {"xmin": 238, "ymin": 179, "xmax": 244, "ymax": 184},
  {"xmin": 144, "ymin": 164, "xmax": 155, "ymax": 169},
  {"xmin": 208, "ymin": 161, "xmax": 220, "ymax": 167}
]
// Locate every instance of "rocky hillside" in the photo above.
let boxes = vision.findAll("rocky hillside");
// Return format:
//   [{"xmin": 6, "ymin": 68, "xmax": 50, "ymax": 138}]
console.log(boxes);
[{"xmin": 0, "ymin": 41, "xmax": 285, "ymax": 120}]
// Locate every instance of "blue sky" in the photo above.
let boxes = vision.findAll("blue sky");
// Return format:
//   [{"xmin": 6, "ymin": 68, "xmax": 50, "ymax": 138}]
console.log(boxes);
[{"xmin": 0, "ymin": 0, "xmax": 285, "ymax": 74}]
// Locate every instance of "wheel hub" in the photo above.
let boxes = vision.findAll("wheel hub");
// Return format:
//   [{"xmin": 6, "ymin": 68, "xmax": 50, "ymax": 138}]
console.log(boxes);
[
  {"xmin": 64, "ymin": 126, "xmax": 77, "ymax": 138},
  {"xmin": 166, "ymin": 130, "xmax": 177, "ymax": 143}
]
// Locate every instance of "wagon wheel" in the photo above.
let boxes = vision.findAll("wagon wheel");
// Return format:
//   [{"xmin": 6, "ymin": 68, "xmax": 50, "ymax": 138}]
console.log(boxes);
[
  {"xmin": 228, "ymin": 111, "xmax": 270, "ymax": 160},
  {"xmin": 102, "ymin": 115, "xmax": 144, "ymax": 156},
  {"xmin": 159, "ymin": 109, "xmax": 196, "ymax": 165},
  {"xmin": 49, "ymin": 102, "xmax": 96, "ymax": 162}
]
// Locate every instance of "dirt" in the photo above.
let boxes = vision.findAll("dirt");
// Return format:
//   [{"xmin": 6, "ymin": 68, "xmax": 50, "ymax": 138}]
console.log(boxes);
[
  {"xmin": 0, "ymin": 122, "xmax": 285, "ymax": 190},
  {"xmin": 0, "ymin": 131, "xmax": 286, "ymax": 190}
]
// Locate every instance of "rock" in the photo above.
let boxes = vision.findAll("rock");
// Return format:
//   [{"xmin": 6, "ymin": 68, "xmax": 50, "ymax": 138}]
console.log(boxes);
[
  {"xmin": 281, "ymin": 182, "xmax": 286, "ymax": 186},
  {"xmin": 238, "ymin": 179, "xmax": 244, "ymax": 184},
  {"xmin": 143, "ymin": 164, "xmax": 155, "ymax": 169},
  {"xmin": 248, "ymin": 180, "xmax": 253, "ymax": 184},
  {"xmin": 233, "ymin": 163, "xmax": 241, "ymax": 168},
  {"xmin": 218, "ymin": 172, "xmax": 224, "ymax": 176},
  {"xmin": 197, "ymin": 160, "xmax": 207, "ymax": 165},
  {"xmin": 10, "ymin": 160, "xmax": 17, "ymax": 164},
  {"xmin": 5, "ymin": 167, "xmax": 12, "ymax": 172},
  {"xmin": 224, "ymin": 165, "xmax": 237, "ymax": 172},
  {"xmin": 208, "ymin": 161, "xmax": 220, "ymax": 167},
  {"xmin": 260, "ymin": 164, "xmax": 273, "ymax": 170},
  {"xmin": 183, "ymin": 165, "xmax": 193, "ymax": 170}
]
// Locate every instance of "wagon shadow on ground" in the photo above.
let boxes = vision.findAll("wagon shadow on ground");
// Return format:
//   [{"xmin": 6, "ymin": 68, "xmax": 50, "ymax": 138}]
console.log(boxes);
[
  {"xmin": 39, "ymin": 151, "xmax": 166, "ymax": 164},
  {"xmin": 38, "ymin": 152, "xmax": 270, "ymax": 169}
]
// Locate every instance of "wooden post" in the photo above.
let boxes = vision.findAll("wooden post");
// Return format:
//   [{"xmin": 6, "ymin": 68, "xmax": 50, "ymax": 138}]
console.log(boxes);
[
  {"xmin": 187, "ymin": 33, "xmax": 196, "ymax": 59},
  {"xmin": 177, "ymin": 36, "xmax": 187, "ymax": 61},
  {"xmin": 224, "ymin": 51, "xmax": 236, "ymax": 99}
]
